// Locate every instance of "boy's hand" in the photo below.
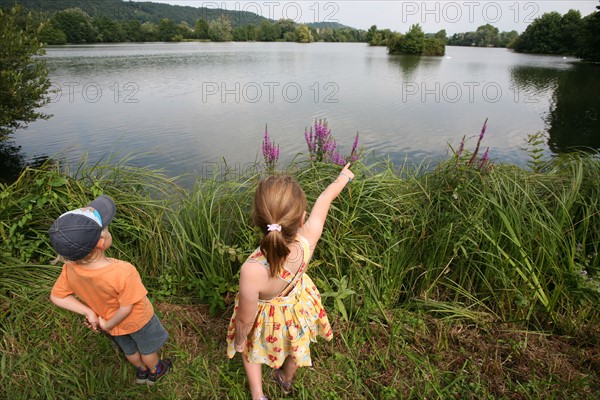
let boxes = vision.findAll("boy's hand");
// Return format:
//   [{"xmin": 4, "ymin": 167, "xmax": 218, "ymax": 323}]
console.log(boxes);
[
  {"xmin": 84, "ymin": 312, "xmax": 100, "ymax": 332},
  {"xmin": 98, "ymin": 316, "xmax": 111, "ymax": 332}
]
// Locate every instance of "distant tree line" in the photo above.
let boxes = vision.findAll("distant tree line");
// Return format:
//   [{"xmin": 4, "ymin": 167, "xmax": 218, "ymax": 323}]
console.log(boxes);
[
  {"xmin": 447, "ymin": 24, "xmax": 519, "ymax": 48},
  {"xmin": 31, "ymin": 7, "xmax": 366, "ymax": 44},
  {"xmin": 513, "ymin": 8, "xmax": 600, "ymax": 62},
  {"xmin": 366, "ymin": 4, "xmax": 599, "ymax": 62}
]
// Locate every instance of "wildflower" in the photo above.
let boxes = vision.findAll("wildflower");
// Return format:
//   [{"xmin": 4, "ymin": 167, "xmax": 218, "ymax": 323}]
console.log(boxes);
[
  {"xmin": 262, "ymin": 125, "xmax": 279, "ymax": 173},
  {"xmin": 349, "ymin": 132, "xmax": 360, "ymax": 163},
  {"xmin": 456, "ymin": 135, "xmax": 466, "ymax": 159},
  {"xmin": 468, "ymin": 117, "xmax": 488, "ymax": 166},
  {"xmin": 479, "ymin": 147, "xmax": 489, "ymax": 170},
  {"xmin": 305, "ymin": 118, "xmax": 361, "ymax": 165}
]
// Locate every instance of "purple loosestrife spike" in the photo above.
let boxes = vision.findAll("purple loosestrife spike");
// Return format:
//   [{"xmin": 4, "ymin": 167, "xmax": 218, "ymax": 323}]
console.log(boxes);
[
  {"xmin": 456, "ymin": 135, "xmax": 465, "ymax": 158},
  {"xmin": 349, "ymin": 132, "xmax": 360, "ymax": 162},
  {"xmin": 479, "ymin": 147, "xmax": 489, "ymax": 170},
  {"xmin": 468, "ymin": 118, "xmax": 488, "ymax": 166},
  {"xmin": 479, "ymin": 118, "xmax": 488, "ymax": 141}
]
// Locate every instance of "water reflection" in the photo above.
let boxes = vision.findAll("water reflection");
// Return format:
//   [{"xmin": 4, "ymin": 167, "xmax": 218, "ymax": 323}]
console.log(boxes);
[
  {"xmin": 511, "ymin": 63, "xmax": 600, "ymax": 154},
  {"xmin": 0, "ymin": 140, "xmax": 26, "ymax": 184},
  {"xmin": 547, "ymin": 64, "xmax": 600, "ymax": 153},
  {"xmin": 387, "ymin": 54, "xmax": 422, "ymax": 79},
  {"xmin": 510, "ymin": 65, "xmax": 564, "ymax": 93}
]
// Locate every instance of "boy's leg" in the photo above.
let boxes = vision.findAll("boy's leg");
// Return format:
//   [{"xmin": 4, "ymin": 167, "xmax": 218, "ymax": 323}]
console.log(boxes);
[
  {"xmin": 242, "ymin": 354, "xmax": 264, "ymax": 400},
  {"xmin": 124, "ymin": 351, "xmax": 145, "ymax": 368},
  {"xmin": 124, "ymin": 351, "xmax": 150, "ymax": 384},
  {"xmin": 141, "ymin": 352, "xmax": 159, "ymax": 370}
]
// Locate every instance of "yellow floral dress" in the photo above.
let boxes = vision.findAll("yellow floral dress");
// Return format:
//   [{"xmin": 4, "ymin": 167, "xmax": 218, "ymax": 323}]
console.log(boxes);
[{"xmin": 226, "ymin": 234, "xmax": 333, "ymax": 368}]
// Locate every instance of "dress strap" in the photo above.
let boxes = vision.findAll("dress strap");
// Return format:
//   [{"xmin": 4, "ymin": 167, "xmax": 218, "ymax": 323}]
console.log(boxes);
[{"xmin": 274, "ymin": 234, "xmax": 311, "ymax": 297}]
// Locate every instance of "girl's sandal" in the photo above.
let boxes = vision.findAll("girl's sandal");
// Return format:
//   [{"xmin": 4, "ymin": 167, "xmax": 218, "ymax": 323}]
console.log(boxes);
[
  {"xmin": 271, "ymin": 368, "xmax": 293, "ymax": 395},
  {"xmin": 254, "ymin": 396, "xmax": 269, "ymax": 400}
]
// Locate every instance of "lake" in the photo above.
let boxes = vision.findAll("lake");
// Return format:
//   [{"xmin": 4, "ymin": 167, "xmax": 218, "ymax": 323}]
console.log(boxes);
[{"xmin": 6, "ymin": 42, "xmax": 600, "ymax": 183}]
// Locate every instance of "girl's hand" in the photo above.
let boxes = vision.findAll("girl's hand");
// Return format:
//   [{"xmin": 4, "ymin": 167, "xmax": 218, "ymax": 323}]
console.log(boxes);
[
  {"xmin": 338, "ymin": 163, "xmax": 354, "ymax": 183},
  {"xmin": 234, "ymin": 339, "xmax": 247, "ymax": 353}
]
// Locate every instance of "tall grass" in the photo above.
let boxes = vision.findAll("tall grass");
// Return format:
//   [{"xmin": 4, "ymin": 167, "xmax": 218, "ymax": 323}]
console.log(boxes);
[
  {"xmin": 1, "ymin": 153, "xmax": 598, "ymax": 324},
  {"xmin": 1, "ymin": 151, "xmax": 599, "ymax": 398}
]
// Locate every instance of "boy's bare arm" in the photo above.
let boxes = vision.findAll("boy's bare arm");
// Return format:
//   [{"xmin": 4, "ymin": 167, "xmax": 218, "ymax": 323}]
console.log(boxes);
[
  {"xmin": 99, "ymin": 304, "xmax": 134, "ymax": 331},
  {"xmin": 50, "ymin": 294, "xmax": 99, "ymax": 331}
]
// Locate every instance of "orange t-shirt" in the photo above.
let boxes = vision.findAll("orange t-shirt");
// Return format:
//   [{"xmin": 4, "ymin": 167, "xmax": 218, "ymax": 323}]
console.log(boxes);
[{"xmin": 51, "ymin": 258, "xmax": 153, "ymax": 336}]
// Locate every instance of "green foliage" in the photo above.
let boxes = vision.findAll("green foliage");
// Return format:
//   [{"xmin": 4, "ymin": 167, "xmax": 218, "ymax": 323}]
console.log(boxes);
[
  {"xmin": 0, "ymin": 5, "xmax": 52, "ymax": 138},
  {"xmin": 5, "ymin": 0, "xmax": 368, "ymax": 44},
  {"xmin": 448, "ymin": 25, "xmax": 518, "ymax": 48},
  {"xmin": 208, "ymin": 16, "xmax": 233, "ymax": 42},
  {"xmin": 1, "ymin": 147, "xmax": 600, "ymax": 398},
  {"xmin": 512, "ymin": 9, "xmax": 593, "ymax": 56},
  {"xmin": 388, "ymin": 24, "xmax": 445, "ymax": 56},
  {"xmin": 523, "ymin": 131, "xmax": 548, "ymax": 173},
  {"xmin": 296, "ymin": 24, "xmax": 313, "ymax": 43},
  {"xmin": 51, "ymin": 8, "xmax": 97, "ymax": 43},
  {"xmin": 576, "ymin": 6, "xmax": 600, "ymax": 62}
]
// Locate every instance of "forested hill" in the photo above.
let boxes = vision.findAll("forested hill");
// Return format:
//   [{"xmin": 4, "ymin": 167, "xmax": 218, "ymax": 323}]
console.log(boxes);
[{"xmin": 0, "ymin": 0, "xmax": 269, "ymax": 27}]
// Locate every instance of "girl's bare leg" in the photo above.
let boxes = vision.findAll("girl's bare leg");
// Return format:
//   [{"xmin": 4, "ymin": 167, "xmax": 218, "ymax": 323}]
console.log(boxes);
[
  {"xmin": 242, "ymin": 354, "xmax": 264, "ymax": 400},
  {"xmin": 281, "ymin": 355, "xmax": 299, "ymax": 382}
]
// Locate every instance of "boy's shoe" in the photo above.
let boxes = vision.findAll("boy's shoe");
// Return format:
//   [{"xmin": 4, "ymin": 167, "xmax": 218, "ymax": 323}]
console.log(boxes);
[
  {"xmin": 136, "ymin": 366, "xmax": 149, "ymax": 384},
  {"xmin": 147, "ymin": 359, "xmax": 172, "ymax": 385}
]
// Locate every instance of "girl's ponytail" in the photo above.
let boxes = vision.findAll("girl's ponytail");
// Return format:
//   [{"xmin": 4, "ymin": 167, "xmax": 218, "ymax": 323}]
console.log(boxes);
[{"xmin": 253, "ymin": 176, "xmax": 307, "ymax": 277}]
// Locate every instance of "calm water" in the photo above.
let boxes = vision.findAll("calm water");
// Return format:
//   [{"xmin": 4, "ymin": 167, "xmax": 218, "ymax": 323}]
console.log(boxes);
[{"xmin": 7, "ymin": 42, "xmax": 600, "ymax": 182}]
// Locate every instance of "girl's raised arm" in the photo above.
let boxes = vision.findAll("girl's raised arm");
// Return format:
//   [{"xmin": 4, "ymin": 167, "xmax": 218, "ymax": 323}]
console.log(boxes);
[{"xmin": 300, "ymin": 163, "xmax": 354, "ymax": 247}]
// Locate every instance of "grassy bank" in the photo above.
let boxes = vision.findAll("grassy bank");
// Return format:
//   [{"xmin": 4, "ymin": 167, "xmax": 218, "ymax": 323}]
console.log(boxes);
[{"xmin": 1, "ymin": 153, "xmax": 599, "ymax": 399}]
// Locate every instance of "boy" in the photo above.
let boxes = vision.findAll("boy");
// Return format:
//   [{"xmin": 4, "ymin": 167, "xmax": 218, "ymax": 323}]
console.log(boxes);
[{"xmin": 48, "ymin": 195, "xmax": 172, "ymax": 385}]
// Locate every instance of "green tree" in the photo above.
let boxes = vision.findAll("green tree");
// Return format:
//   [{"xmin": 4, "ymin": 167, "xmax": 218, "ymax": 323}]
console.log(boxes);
[
  {"xmin": 499, "ymin": 30, "xmax": 519, "ymax": 48},
  {"xmin": 576, "ymin": 4, "xmax": 600, "ymax": 62},
  {"xmin": 258, "ymin": 20, "xmax": 281, "ymax": 41},
  {"xmin": 389, "ymin": 24, "xmax": 424, "ymax": 54},
  {"xmin": 39, "ymin": 19, "xmax": 67, "ymax": 45},
  {"xmin": 296, "ymin": 24, "xmax": 313, "ymax": 43},
  {"xmin": 0, "ymin": 6, "xmax": 52, "ymax": 138},
  {"xmin": 208, "ymin": 16, "xmax": 233, "ymax": 42},
  {"xmin": 51, "ymin": 8, "xmax": 96, "ymax": 43},
  {"xmin": 366, "ymin": 25, "xmax": 378, "ymax": 44},
  {"xmin": 513, "ymin": 12, "xmax": 563, "ymax": 54},
  {"xmin": 559, "ymin": 9, "xmax": 582, "ymax": 54},
  {"xmin": 194, "ymin": 18, "xmax": 209, "ymax": 40},
  {"xmin": 158, "ymin": 18, "xmax": 178, "ymax": 41},
  {"xmin": 434, "ymin": 29, "xmax": 447, "ymax": 42},
  {"xmin": 123, "ymin": 20, "xmax": 145, "ymax": 42},
  {"xmin": 140, "ymin": 22, "xmax": 159, "ymax": 42},
  {"xmin": 475, "ymin": 24, "xmax": 499, "ymax": 47},
  {"xmin": 93, "ymin": 16, "xmax": 125, "ymax": 43}
]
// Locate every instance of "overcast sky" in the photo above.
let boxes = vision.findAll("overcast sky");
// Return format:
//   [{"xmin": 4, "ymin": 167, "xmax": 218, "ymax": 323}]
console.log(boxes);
[{"xmin": 134, "ymin": 1, "xmax": 599, "ymax": 34}]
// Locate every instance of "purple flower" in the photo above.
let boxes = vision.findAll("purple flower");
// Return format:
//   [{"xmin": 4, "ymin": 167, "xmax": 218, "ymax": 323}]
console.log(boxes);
[
  {"xmin": 262, "ymin": 124, "xmax": 279, "ymax": 172},
  {"xmin": 349, "ymin": 132, "xmax": 360, "ymax": 163},
  {"xmin": 456, "ymin": 135, "xmax": 465, "ymax": 158},
  {"xmin": 479, "ymin": 147, "xmax": 489, "ymax": 169},
  {"xmin": 305, "ymin": 118, "xmax": 361, "ymax": 165},
  {"xmin": 479, "ymin": 118, "xmax": 488, "ymax": 141}
]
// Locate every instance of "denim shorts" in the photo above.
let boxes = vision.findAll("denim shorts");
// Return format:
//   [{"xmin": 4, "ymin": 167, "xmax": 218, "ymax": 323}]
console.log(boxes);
[{"xmin": 111, "ymin": 315, "xmax": 169, "ymax": 356}]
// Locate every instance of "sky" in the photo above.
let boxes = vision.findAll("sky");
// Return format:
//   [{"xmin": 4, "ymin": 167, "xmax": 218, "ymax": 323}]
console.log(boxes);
[{"xmin": 135, "ymin": 0, "xmax": 600, "ymax": 34}]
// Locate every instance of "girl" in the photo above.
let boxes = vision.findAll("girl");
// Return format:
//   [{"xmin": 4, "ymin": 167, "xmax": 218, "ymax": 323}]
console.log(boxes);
[{"xmin": 226, "ymin": 164, "xmax": 354, "ymax": 400}]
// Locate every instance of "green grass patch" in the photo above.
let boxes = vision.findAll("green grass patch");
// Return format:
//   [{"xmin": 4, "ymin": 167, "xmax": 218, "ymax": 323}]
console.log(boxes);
[{"xmin": 1, "ymin": 153, "xmax": 599, "ymax": 398}]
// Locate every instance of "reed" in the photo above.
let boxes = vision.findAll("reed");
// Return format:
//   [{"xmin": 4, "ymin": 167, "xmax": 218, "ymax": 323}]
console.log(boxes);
[{"xmin": 1, "ymin": 151, "xmax": 598, "ymax": 398}]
